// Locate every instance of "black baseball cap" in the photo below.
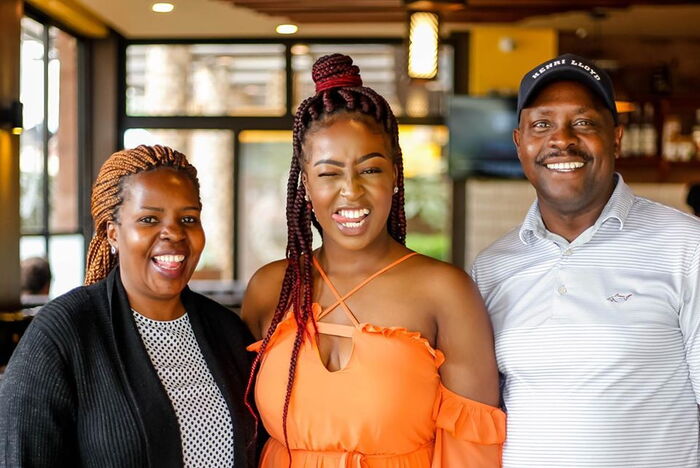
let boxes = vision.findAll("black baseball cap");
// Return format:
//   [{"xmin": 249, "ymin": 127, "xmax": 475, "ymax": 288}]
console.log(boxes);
[{"xmin": 517, "ymin": 53, "xmax": 618, "ymax": 124}]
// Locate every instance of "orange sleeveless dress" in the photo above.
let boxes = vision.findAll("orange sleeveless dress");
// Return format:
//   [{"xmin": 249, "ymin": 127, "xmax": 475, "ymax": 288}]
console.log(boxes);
[{"xmin": 248, "ymin": 253, "xmax": 506, "ymax": 467}]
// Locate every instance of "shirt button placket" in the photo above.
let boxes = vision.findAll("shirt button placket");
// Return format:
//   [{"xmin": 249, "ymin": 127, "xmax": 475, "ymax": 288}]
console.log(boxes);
[{"xmin": 552, "ymin": 245, "xmax": 571, "ymax": 318}]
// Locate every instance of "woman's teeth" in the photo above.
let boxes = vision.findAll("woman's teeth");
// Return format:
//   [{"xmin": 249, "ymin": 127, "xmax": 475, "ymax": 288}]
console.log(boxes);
[
  {"xmin": 154, "ymin": 254, "xmax": 184, "ymax": 263},
  {"xmin": 546, "ymin": 161, "xmax": 585, "ymax": 172},
  {"xmin": 334, "ymin": 208, "xmax": 370, "ymax": 228},
  {"xmin": 153, "ymin": 254, "xmax": 185, "ymax": 270},
  {"xmin": 341, "ymin": 220, "xmax": 365, "ymax": 228},
  {"xmin": 338, "ymin": 208, "xmax": 370, "ymax": 219}
]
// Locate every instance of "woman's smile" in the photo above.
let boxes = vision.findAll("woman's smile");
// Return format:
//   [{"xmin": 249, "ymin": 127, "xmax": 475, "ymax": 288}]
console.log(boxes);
[{"xmin": 331, "ymin": 207, "xmax": 371, "ymax": 234}]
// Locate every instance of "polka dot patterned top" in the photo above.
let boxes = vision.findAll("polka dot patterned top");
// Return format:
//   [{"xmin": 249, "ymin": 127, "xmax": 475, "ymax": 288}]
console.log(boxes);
[{"xmin": 132, "ymin": 309, "xmax": 234, "ymax": 468}]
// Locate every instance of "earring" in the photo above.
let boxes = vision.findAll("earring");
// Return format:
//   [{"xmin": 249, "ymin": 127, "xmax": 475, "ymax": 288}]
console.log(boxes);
[
  {"xmin": 110, "ymin": 245, "xmax": 117, "ymax": 255},
  {"xmin": 304, "ymin": 192, "xmax": 310, "ymax": 202},
  {"xmin": 393, "ymin": 186, "xmax": 398, "ymax": 194}
]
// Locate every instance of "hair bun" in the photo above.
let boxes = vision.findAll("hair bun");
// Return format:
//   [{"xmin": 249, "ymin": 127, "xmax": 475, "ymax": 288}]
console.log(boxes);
[{"xmin": 312, "ymin": 53, "xmax": 363, "ymax": 94}]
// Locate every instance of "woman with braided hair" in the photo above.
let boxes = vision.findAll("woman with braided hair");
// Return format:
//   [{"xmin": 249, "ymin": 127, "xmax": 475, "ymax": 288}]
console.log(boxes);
[
  {"xmin": 242, "ymin": 54, "xmax": 505, "ymax": 467},
  {"xmin": 0, "ymin": 145, "xmax": 257, "ymax": 468}
]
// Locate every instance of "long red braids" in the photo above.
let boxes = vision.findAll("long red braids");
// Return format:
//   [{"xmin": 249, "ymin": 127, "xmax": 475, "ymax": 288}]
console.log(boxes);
[{"xmin": 244, "ymin": 53, "xmax": 407, "ymax": 458}]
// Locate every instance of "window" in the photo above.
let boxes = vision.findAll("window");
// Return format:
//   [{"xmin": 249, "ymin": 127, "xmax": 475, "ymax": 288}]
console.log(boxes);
[
  {"xmin": 19, "ymin": 17, "xmax": 83, "ymax": 298},
  {"xmin": 126, "ymin": 44, "xmax": 286, "ymax": 116},
  {"xmin": 401, "ymin": 125, "xmax": 451, "ymax": 261},
  {"xmin": 291, "ymin": 43, "xmax": 453, "ymax": 117},
  {"xmin": 122, "ymin": 40, "xmax": 454, "ymax": 289}
]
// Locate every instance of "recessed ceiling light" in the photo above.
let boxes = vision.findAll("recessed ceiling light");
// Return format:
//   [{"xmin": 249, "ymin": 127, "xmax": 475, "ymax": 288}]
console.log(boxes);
[
  {"xmin": 152, "ymin": 3, "xmax": 174, "ymax": 13},
  {"xmin": 276, "ymin": 24, "xmax": 298, "ymax": 35}
]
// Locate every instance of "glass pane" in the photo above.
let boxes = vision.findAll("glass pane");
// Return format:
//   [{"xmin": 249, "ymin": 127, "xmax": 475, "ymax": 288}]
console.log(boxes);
[
  {"xmin": 48, "ymin": 27, "xmax": 79, "ymax": 233},
  {"xmin": 20, "ymin": 235, "xmax": 48, "ymax": 303},
  {"xmin": 19, "ymin": 17, "xmax": 45, "ymax": 233},
  {"xmin": 126, "ymin": 44, "xmax": 286, "ymax": 116},
  {"xmin": 291, "ymin": 43, "xmax": 453, "ymax": 117},
  {"xmin": 20, "ymin": 235, "xmax": 47, "ymax": 259},
  {"xmin": 123, "ymin": 129, "xmax": 235, "ymax": 281},
  {"xmin": 238, "ymin": 130, "xmax": 295, "ymax": 283},
  {"xmin": 48, "ymin": 234, "xmax": 84, "ymax": 298},
  {"xmin": 400, "ymin": 125, "xmax": 450, "ymax": 261}
]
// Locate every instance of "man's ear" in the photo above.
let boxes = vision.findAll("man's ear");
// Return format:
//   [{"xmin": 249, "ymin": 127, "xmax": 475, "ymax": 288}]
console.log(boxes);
[
  {"xmin": 513, "ymin": 128, "xmax": 523, "ymax": 163},
  {"xmin": 613, "ymin": 124, "xmax": 624, "ymax": 159}
]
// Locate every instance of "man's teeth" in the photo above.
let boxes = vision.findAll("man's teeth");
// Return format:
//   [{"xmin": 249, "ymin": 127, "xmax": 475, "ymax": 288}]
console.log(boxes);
[
  {"xmin": 338, "ymin": 208, "xmax": 370, "ymax": 220},
  {"xmin": 153, "ymin": 254, "xmax": 185, "ymax": 263},
  {"xmin": 546, "ymin": 161, "xmax": 585, "ymax": 171}
]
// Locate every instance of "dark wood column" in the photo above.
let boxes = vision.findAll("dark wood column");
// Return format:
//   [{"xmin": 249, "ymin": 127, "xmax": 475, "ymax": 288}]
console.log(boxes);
[{"xmin": 0, "ymin": 0, "xmax": 23, "ymax": 311}]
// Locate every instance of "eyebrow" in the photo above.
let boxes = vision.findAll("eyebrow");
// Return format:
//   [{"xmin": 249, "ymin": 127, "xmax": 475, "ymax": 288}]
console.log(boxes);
[
  {"xmin": 530, "ymin": 105, "xmax": 596, "ymax": 116},
  {"xmin": 313, "ymin": 152, "xmax": 386, "ymax": 167},
  {"xmin": 139, "ymin": 206, "xmax": 201, "ymax": 211}
]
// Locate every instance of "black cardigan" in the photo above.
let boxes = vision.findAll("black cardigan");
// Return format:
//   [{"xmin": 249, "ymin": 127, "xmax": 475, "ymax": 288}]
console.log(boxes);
[{"xmin": 0, "ymin": 268, "xmax": 257, "ymax": 468}]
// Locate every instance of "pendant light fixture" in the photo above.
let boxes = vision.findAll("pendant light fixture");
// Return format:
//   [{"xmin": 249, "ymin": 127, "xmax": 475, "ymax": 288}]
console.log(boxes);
[{"xmin": 405, "ymin": 0, "xmax": 463, "ymax": 80}]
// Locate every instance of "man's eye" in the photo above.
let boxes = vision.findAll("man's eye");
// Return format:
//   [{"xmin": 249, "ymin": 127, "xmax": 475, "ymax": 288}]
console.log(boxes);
[
  {"xmin": 533, "ymin": 121, "xmax": 550, "ymax": 129},
  {"xmin": 182, "ymin": 216, "xmax": 199, "ymax": 224},
  {"xmin": 139, "ymin": 216, "xmax": 158, "ymax": 223},
  {"xmin": 574, "ymin": 120, "xmax": 593, "ymax": 126}
]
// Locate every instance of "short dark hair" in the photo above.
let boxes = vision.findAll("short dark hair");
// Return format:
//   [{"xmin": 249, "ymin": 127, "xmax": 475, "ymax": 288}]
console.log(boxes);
[
  {"xmin": 20, "ymin": 257, "xmax": 52, "ymax": 295},
  {"xmin": 687, "ymin": 184, "xmax": 700, "ymax": 215}
]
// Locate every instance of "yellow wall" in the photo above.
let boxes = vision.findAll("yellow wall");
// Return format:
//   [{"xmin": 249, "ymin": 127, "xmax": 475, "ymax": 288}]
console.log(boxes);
[{"xmin": 468, "ymin": 27, "xmax": 557, "ymax": 96}]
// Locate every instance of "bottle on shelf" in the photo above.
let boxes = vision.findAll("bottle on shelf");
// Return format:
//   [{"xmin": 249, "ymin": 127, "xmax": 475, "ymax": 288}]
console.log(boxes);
[
  {"xmin": 640, "ymin": 102, "xmax": 657, "ymax": 158},
  {"xmin": 693, "ymin": 109, "xmax": 700, "ymax": 160},
  {"xmin": 662, "ymin": 115, "xmax": 682, "ymax": 161},
  {"xmin": 626, "ymin": 104, "xmax": 642, "ymax": 157},
  {"xmin": 619, "ymin": 112, "xmax": 632, "ymax": 158}
]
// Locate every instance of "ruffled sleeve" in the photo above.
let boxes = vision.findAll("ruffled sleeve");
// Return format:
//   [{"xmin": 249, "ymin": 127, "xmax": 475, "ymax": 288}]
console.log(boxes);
[{"xmin": 432, "ymin": 384, "xmax": 506, "ymax": 468}]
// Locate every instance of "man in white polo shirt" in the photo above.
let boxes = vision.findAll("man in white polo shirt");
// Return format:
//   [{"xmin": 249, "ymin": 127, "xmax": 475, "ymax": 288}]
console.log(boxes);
[{"xmin": 472, "ymin": 54, "xmax": 700, "ymax": 467}]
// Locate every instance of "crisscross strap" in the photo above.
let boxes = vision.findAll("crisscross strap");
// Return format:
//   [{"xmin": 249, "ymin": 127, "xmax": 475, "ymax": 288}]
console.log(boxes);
[{"xmin": 312, "ymin": 252, "xmax": 419, "ymax": 328}]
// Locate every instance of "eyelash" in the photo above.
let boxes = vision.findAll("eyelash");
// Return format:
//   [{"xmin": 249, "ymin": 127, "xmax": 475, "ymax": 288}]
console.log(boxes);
[
  {"xmin": 532, "ymin": 120, "xmax": 594, "ymax": 129},
  {"xmin": 318, "ymin": 168, "xmax": 381, "ymax": 177},
  {"xmin": 138, "ymin": 216, "xmax": 199, "ymax": 224}
]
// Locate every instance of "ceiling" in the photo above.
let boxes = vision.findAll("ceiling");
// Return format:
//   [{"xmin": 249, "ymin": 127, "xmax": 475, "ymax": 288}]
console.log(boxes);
[
  {"xmin": 220, "ymin": 0, "xmax": 698, "ymax": 23},
  {"xmin": 74, "ymin": 0, "xmax": 700, "ymax": 38}
]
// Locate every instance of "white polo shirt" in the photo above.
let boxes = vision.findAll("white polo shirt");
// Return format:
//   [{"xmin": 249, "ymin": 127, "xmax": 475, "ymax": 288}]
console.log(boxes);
[{"xmin": 472, "ymin": 175, "xmax": 700, "ymax": 468}]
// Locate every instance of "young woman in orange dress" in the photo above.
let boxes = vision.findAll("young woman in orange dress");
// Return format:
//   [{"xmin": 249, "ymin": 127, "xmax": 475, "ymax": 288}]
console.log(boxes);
[{"xmin": 242, "ymin": 54, "xmax": 505, "ymax": 468}]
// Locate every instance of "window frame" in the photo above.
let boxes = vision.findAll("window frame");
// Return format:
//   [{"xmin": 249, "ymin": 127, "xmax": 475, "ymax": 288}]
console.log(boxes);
[
  {"xmin": 20, "ymin": 5, "xmax": 90, "ymax": 286},
  {"xmin": 119, "ymin": 37, "xmax": 452, "ymax": 281}
]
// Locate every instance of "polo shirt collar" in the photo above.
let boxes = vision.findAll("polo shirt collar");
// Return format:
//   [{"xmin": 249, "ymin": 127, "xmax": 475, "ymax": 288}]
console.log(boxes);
[{"xmin": 519, "ymin": 173, "xmax": 635, "ymax": 245}]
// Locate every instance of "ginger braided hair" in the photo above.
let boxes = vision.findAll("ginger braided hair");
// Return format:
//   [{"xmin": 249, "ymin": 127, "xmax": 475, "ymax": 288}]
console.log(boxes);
[
  {"xmin": 244, "ymin": 53, "xmax": 407, "ymax": 458},
  {"xmin": 84, "ymin": 144, "xmax": 200, "ymax": 285}
]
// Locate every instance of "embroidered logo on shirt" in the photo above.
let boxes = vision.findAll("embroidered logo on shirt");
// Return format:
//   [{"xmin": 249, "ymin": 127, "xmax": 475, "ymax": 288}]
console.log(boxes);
[{"xmin": 606, "ymin": 293, "xmax": 632, "ymax": 303}]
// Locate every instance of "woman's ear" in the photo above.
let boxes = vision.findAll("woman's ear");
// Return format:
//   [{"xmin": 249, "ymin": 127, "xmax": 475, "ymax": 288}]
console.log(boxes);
[
  {"xmin": 301, "ymin": 172, "xmax": 309, "ymax": 194},
  {"xmin": 106, "ymin": 221, "xmax": 118, "ymax": 251}
]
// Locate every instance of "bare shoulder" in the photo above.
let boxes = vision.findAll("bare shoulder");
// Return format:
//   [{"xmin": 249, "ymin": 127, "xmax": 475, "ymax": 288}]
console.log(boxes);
[
  {"xmin": 408, "ymin": 255, "xmax": 498, "ymax": 405},
  {"xmin": 240, "ymin": 259, "xmax": 288, "ymax": 340},
  {"xmin": 406, "ymin": 254, "xmax": 481, "ymax": 317}
]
